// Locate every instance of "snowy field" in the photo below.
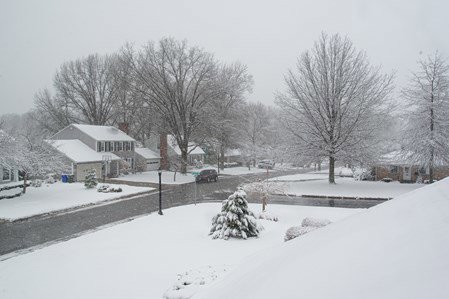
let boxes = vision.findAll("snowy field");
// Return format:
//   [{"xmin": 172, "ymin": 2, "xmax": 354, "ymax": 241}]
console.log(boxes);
[
  {"xmin": 0, "ymin": 203, "xmax": 361, "ymax": 299},
  {"xmin": 195, "ymin": 179, "xmax": 449, "ymax": 299},
  {"xmin": 203, "ymin": 165, "xmax": 275, "ymax": 176},
  {"xmin": 0, "ymin": 182, "xmax": 153, "ymax": 221},
  {"xmin": 269, "ymin": 176, "xmax": 422, "ymax": 199},
  {"xmin": 113, "ymin": 171, "xmax": 195, "ymax": 185}
]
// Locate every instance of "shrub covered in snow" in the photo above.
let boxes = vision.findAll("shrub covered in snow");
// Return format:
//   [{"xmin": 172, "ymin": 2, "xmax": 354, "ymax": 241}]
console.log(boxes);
[
  {"xmin": 258, "ymin": 211, "xmax": 279, "ymax": 222},
  {"xmin": 84, "ymin": 169, "xmax": 98, "ymax": 189},
  {"xmin": 209, "ymin": 188, "xmax": 260, "ymax": 240},
  {"xmin": 97, "ymin": 185, "xmax": 123, "ymax": 193},
  {"xmin": 284, "ymin": 226, "xmax": 317, "ymax": 242},
  {"xmin": 31, "ymin": 179, "xmax": 42, "ymax": 188},
  {"xmin": 301, "ymin": 217, "xmax": 331, "ymax": 228}
]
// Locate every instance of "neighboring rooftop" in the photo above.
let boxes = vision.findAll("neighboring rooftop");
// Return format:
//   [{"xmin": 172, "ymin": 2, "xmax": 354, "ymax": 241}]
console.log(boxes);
[
  {"xmin": 167, "ymin": 135, "xmax": 205, "ymax": 155},
  {"xmin": 47, "ymin": 139, "xmax": 120, "ymax": 163},
  {"xmin": 135, "ymin": 147, "xmax": 161, "ymax": 159},
  {"xmin": 71, "ymin": 124, "xmax": 135, "ymax": 142}
]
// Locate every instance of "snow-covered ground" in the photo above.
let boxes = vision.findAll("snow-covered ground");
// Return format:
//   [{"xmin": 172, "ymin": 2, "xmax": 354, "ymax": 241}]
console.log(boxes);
[
  {"xmin": 0, "ymin": 203, "xmax": 361, "ymax": 298},
  {"xmin": 269, "ymin": 176, "xmax": 422, "ymax": 199},
  {"xmin": 0, "ymin": 182, "xmax": 153, "ymax": 221},
  {"xmin": 195, "ymin": 179, "xmax": 449, "ymax": 299},
  {"xmin": 113, "ymin": 171, "xmax": 196, "ymax": 185},
  {"xmin": 202, "ymin": 165, "xmax": 274, "ymax": 176}
]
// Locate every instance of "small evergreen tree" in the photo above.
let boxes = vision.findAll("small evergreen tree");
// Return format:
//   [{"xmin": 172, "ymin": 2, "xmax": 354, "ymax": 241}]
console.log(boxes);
[
  {"xmin": 84, "ymin": 169, "xmax": 98, "ymax": 189},
  {"xmin": 209, "ymin": 188, "xmax": 260, "ymax": 240}
]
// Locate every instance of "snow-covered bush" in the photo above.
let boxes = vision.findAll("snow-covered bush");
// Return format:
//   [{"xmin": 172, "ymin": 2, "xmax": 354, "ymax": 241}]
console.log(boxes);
[
  {"xmin": 31, "ymin": 179, "xmax": 42, "ymax": 188},
  {"xmin": 353, "ymin": 168, "xmax": 374, "ymax": 181},
  {"xmin": 284, "ymin": 226, "xmax": 317, "ymax": 242},
  {"xmin": 209, "ymin": 188, "xmax": 260, "ymax": 240},
  {"xmin": 301, "ymin": 217, "xmax": 331, "ymax": 228},
  {"xmin": 84, "ymin": 169, "xmax": 98, "ymax": 189},
  {"xmin": 97, "ymin": 184, "xmax": 122, "ymax": 193},
  {"xmin": 258, "ymin": 211, "xmax": 279, "ymax": 222}
]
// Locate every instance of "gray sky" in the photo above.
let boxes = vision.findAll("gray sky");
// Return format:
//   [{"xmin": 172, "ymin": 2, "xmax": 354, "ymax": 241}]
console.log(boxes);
[{"xmin": 1, "ymin": 0, "xmax": 448, "ymax": 114}]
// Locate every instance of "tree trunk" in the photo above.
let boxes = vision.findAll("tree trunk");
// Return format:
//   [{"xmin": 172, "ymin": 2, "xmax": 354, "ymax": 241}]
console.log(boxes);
[
  {"xmin": 262, "ymin": 194, "xmax": 267, "ymax": 212},
  {"xmin": 318, "ymin": 162, "xmax": 321, "ymax": 171},
  {"xmin": 429, "ymin": 148, "xmax": 434, "ymax": 184},
  {"xmin": 23, "ymin": 173, "xmax": 28, "ymax": 194},
  {"xmin": 220, "ymin": 147, "xmax": 225, "ymax": 171},
  {"xmin": 329, "ymin": 156, "xmax": 336, "ymax": 184},
  {"xmin": 181, "ymin": 149, "xmax": 188, "ymax": 174}
]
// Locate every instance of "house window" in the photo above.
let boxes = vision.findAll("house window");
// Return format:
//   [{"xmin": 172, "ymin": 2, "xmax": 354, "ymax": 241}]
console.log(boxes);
[
  {"xmin": 114, "ymin": 142, "xmax": 120, "ymax": 152},
  {"xmin": 100, "ymin": 142, "xmax": 105, "ymax": 152},
  {"xmin": 97, "ymin": 142, "xmax": 101, "ymax": 152},
  {"xmin": 3, "ymin": 168, "xmax": 11, "ymax": 181},
  {"xmin": 131, "ymin": 142, "xmax": 134, "ymax": 151},
  {"xmin": 124, "ymin": 142, "xmax": 130, "ymax": 151},
  {"xmin": 419, "ymin": 166, "xmax": 430, "ymax": 175},
  {"xmin": 389, "ymin": 166, "xmax": 398, "ymax": 174},
  {"xmin": 125, "ymin": 158, "xmax": 133, "ymax": 168},
  {"xmin": 105, "ymin": 142, "xmax": 111, "ymax": 152}
]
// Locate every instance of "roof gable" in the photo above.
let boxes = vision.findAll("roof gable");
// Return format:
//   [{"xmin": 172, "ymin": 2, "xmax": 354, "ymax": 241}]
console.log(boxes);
[
  {"xmin": 47, "ymin": 139, "xmax": 120, "ymax": 163},
  {"xmin": 71, "ymin": 124, "xmax": 135, "ymax": 142}
]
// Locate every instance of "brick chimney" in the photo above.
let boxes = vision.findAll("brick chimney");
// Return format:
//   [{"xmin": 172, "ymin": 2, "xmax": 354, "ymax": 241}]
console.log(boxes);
[
  {"xmin": 118, "ymin": 122, "xmax": 129, "ymax": 134},
  {"xmin": 160, "ymin": 133, "xmax": 169, "ymax": 170}
]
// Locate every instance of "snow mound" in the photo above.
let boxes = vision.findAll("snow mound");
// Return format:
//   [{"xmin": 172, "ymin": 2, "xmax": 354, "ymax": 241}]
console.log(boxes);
[
  {"xmin": 301, "ymin": 217, "xmax": 331, "ymax": 228},
  {"xmin": 163, "ymin": 265, "xmax": 229, "ymax": 299},
  {"xmin": 194, "ymin": 178, "xmax": 449, "ymax": 299},
  {"xmin": 258, "ymin": 211, "xmax": 279, "ymax": 222}
]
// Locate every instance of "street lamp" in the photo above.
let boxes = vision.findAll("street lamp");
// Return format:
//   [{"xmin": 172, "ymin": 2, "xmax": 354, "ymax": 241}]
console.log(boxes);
[{"xmin": 158, "ymin": 168, "xmax": 163, "ymax": 215}]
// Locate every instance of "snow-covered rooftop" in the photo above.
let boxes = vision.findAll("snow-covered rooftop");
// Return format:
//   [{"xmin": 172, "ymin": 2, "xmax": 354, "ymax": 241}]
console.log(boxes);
[
  {"xmin": 47, "ymin": 139, "xmax": 120, "ymax": 163},
  {"xmin": 72, "ymin": 124, "xmax": 135, "ymax": 142},
  {"xmin": 135, "ymin": 147, "xmax": 161, "ymax": 160},
  {"xmin": 225, "ymin": 148, "xmax": 241, "ymax": 157},
  {"xmin": 168, "ymin": 135, "xmax": 205, "ymax": 155}
]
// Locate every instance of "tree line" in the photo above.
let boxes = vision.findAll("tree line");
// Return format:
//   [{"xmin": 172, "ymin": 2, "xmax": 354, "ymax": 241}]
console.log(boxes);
[{"xmin": 2, "ymin": 33, "xmax": 448, "ymax": 182}]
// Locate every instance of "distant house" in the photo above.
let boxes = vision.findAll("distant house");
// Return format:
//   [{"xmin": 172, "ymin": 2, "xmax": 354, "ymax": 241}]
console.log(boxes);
[
  {"xmin": 0, "ymin": 164, "xmax": 19, "ymax": 184},
  {"xmin": 49, "ymin": 124, "xmax": 137, "ymax": 181},
  {"xmin": 135, "ymin": 147, "xmax": 161, "ymax": 171},
  {"xmin": 149, "ymin": 134, "xmax": 205, "ymax": 168},
  {"xmin": 374, "ymin": 151, "xmax": 449, "ymax": 183},
  {"xmin": 224, "ymin": 149, "xmax": 243, "ymax": 164}
]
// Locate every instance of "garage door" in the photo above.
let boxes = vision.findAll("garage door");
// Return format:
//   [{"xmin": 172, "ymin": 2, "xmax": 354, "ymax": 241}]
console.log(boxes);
[{"xmin": 147, "ymin": 160, "xmax": 160, "ymax": 171}]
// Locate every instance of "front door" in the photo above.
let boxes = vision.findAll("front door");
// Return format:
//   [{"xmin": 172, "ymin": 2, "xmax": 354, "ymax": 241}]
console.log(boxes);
[{"xmin": 403, "ymin": 166, "xmax": 412, "ymax": 181}]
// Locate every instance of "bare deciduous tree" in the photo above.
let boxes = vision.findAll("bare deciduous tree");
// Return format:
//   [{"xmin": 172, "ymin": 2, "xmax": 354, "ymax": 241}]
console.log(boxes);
[
  {"xmin": 401, "ymin": 52, "xmax": 449, "ymax": 183},
  {"xmin": 277, "ymin": 33, "xmax": 394, "ymax": 183},
  {"xmin": 122, "ymin": 38, "xmax": 218, "ymax": 173}
]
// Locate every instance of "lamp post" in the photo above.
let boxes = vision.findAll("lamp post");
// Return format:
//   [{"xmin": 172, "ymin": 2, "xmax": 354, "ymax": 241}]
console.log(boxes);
[{"xmin": 158, "ymin": 168, "xmax": 163, "ymax": 215}]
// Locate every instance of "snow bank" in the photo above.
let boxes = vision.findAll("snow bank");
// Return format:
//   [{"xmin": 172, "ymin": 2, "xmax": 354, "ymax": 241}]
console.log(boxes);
[
  {"xmin": 112, "ymin": 171, "xmax": 195, "ymax": 185},
  {"xmin": 0, "ymin": 182, "xmax": 153, "ymax": 221},
  {"xmin": 194, "ymin": 178, "xmax": 449, "ymax": 299}
]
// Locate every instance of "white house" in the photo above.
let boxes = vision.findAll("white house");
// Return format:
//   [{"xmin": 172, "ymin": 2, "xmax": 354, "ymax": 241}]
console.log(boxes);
[{"xmin": 49, "ymin": 124, "xmax": 138, "ymax": 181}]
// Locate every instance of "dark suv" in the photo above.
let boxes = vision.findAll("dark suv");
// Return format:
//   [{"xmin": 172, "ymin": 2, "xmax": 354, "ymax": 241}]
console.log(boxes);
[{"xmin": 195, "ymin": 169, "xmax": 218, "ymax": 183}]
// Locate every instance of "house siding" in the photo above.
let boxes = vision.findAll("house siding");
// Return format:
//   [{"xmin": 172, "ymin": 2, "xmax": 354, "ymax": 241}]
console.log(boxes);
[
  {"xmin": 375, "ymin": 165, "xmax": 449, "ymax": 183},
  {"xmin": 52, "ymin": 125, "xmax": 97, "ymax": 150}
]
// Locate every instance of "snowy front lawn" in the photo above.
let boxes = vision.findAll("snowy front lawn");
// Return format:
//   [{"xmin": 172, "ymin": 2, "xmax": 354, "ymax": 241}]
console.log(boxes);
[
  {"xmin": 203, "ymin": 165, "xmax": 274, "ymax": 176},
  {"xmin": 0, "ymin": 182, "xmax": 153, "ymax": 221},
  {"xmin": 113, "ymin": 170, "xmax": 195, "ymax": 185},
  {"xmin": 268, "ymin": 176, "xmax": 423, "ymax": 199},
  {"xmin": 195, "ymin": 179, "xmax": 449, "ymax": 299},
  {"xmin": 0, "ymin": 203, "xmax": 361, "ymax": 299}
]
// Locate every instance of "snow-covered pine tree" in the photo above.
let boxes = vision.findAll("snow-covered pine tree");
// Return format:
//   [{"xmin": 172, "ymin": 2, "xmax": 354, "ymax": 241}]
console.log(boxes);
[
  {"xmin": 84, "ymin": 169, "xmax": 98, "ymax": 189},
  {"xmin": 209, "ymin": 188, "xmax": 260, "ymax": 240}
]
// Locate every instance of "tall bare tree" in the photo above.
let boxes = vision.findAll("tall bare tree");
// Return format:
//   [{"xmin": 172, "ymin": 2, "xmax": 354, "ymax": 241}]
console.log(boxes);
[
  {"xmin": 205, "ymin": 62, "xmax": 253, "ymax": 170},
  {"xmin": 277, "ymin": 33, "xmax": 394, "ymax": 183},
  {"xmin": 122, "ymin": 38, "xmax": 218, "ymax": 173},
  {"xmin": 401, "ymin": 52, "xmax": 449, "ymax": 183}
]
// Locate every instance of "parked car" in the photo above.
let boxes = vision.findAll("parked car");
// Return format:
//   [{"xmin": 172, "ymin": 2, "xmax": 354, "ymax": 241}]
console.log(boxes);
[
  {"xmin": 195, "ymin": 169, "xmax": 218, "ymax": 183},
  {"xmin": 258, "ymin": 160, "xmax": 275, "ymax": 169}
]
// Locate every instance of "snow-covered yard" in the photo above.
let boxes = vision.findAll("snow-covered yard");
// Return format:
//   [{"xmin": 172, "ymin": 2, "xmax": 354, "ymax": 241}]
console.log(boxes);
[
  {"xmin": 0, "ymin": 203, "xmax": 361, "ymax": 298},
  {"xmin": 112, "ymin": 170, "xmax": 196, "ymax": 185},
  {"xmin": 268, "ymin": 175, "xmax": 423, "ymax": 199},
  {"xmin": 195, "ymin": 179, "xmax": 449, "ymax": 299},
  {"xmin": 204, "ymin": 165, "xmax": 274, "ymax": 176},
  {"xmin": 0, "ymin": 182, "xmax": 153, "ymax": 221}
]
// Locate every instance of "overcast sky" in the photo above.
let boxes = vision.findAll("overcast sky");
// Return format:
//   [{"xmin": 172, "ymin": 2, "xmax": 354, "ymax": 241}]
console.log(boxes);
[{"xmin": 1, "ymin": 0, "xmax": 448, "ymax": 115}]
